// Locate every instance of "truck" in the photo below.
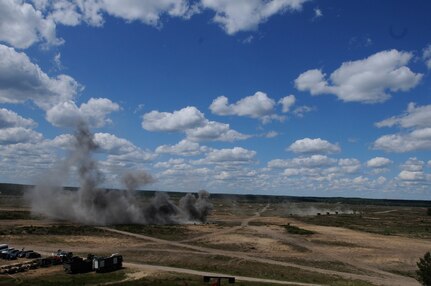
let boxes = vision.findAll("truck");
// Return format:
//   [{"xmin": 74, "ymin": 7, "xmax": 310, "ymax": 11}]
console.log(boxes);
[
  {"xmin": 92, "ymin": 254, "xmax": 123, "ymax": 273},
  {"xmin": 63, "ymin": 255, "xmax": 94, "ymax": 274},
  {"xmin": 1, "ymin": 248, "xmax": 14, "ymax": 259},
  {"xmin": 52, "ymin": 250, "xmax": 73, "ymax": 262}
]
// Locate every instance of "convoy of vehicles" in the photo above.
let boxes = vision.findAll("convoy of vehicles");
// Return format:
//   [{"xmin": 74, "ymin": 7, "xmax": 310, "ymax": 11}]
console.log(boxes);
[
  {"xmin": 0, "ymin": 244, "xmax": 122, "ymax": 275},
  {"xmin": 0, "ymin": 245, "xmax": 41, "ymax": 260}
]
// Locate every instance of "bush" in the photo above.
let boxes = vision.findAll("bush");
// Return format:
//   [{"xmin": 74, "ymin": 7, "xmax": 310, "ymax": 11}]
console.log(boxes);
[
  {"xmin": 284, "ymin": 224, "xmax": 315, "ymax": 235},
  {"xmin": 417, "ymin": 252, "xmax": 431, "ymax": 285},
  {"xmin": 427, "ymin": 208, "xmax": 431, "ymax": 216}
]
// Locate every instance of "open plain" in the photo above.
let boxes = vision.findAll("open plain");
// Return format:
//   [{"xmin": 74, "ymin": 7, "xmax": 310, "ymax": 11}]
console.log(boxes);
[{"xmin": 0, "ymin": 185, "xmax": 430, "ymax": 286}]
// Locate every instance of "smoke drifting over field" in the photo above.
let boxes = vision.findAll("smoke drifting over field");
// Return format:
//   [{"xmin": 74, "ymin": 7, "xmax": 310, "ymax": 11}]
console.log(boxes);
[{"xmin": 28, "ymin": 123, "xmax": 212, "ymax": 225}]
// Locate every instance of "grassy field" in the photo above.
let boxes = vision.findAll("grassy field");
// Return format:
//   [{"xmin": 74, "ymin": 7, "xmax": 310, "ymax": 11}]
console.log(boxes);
[
  {"xmin": 0, "ymin": 269, "xmax": 127, "ymax": 286},
  {"xmin": 0, "ymin": 210, "xmax": 34, "ymax": 220},
  {"xmin": 113, "ymin": 224, "xmax": 197, "ymax": 241},
  {"xmin": 0, "ymin": 270, "xmax": 313, "ymax": 286},
  {"xmin": 0, "ymin": 184, "xmax": 429, "ymax": 286},
  {"xmin": 284, "ymin": 224, "xmax": 315, "ymax": 235},
  {"xmin": 125, "ymin": 250, "xmax": 374, "ymax": 286},
  {"xmin": 293, "ymin": 207, "xmax": 431, "ymax": 238}
]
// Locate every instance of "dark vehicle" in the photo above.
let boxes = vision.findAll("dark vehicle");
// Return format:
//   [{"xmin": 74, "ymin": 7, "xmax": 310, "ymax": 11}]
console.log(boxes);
[
  {"xmin": 1, "ymin": 248, "xmax": 15, "ymax": 259},
  {"xmin": 6, "ymin": 250, "xmax": 20, "ymax": 260},
  {"xmin": 38, "ymin": 257, "xmax": 61, "ymax": 267},
  {"xmin": 0, "ymin": 244, "xmax": 8, "ymax": 251},
  {"xmin": 6, "ymin": 267, "xmax": 17, "ymax": 274},
  {"xmin": 93, "ymin": 254, "xmax": 123, "ymax": 273},
  {"xmin": 63, "ymin": 255, "xmax": 93, "ymax": 274},
  {"xmin": 25, "ymin": 251, "xmax": 41, "ymax": 259},
  {"xmin": 53, "ymin": 250, "xmax": 73, "ymax": 262},
  {"xmin": 46, "ymin": 256, "xmax": 62, "ymax": 265},
  {"xmin": 1, "ymin": 248, "xmax": 14, "ymax": 259},
  {"xmin": 18, "ymin": 250, "xmax": 34, "ymax": 258}
]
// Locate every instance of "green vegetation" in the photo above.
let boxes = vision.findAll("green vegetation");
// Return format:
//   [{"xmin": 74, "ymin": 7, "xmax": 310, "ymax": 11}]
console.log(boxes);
[
  {"xmin": 113, "ymin": 224, "xmax": 193, "ymax": 240},
  {"xmin": 310, "ymin": 239, "xmax": 359, "ymax": 247},
  {"xmin": 114, "ymin": 278, "xmax": 288, "ymax": 286},
  {"xmin": 284, "ymin": 223, "xmax": 315, "ymax": 235},
  {"xmin": 126, "ymin": 251, "xmax": 374, "ymax": 286},
  {"xmin": 271, "ymin": 257, "xmax": 369, "ymax": 275},
  {"xmin": 0, "ymin": 210, "xmax": 35, "ymax": 220},
  {"xmin": 0, "ymin": 270, "xmax": 127, "ymax": 286},
  {"xmin": 248, "ymin": 221, "xmax": 270, "ymax": 226},
  {"xmin": 0, "ymin": 225, "xmax": 104, "ymax": 236},
  {"xmin": 116, "ymin": 276, "xmax": 372, "ymax": 286},
  {"xmin": 417, "ymin": 252, "xmax": 431, "ymax": 286},
  {"xmin": 294, "ymin": 208, "xmax": 431, "ymax": 238},
  {"xmin": 213, "ymin": 220, "xmax": 242, "ymax": 227}
]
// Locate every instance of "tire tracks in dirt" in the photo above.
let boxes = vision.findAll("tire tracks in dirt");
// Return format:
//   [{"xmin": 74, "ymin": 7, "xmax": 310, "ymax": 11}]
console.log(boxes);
[
  {"xmin": 250, "ymin": 226, "xmax": 414, "ymax": 284},
  {"xmin": 98, "ymin": 226, "xmax": 419, "ymax": 286},
  {"xmin": 123, "ymin": 262, "xmax": 325, "ymax": 286},
  {"xmin": 180, "ymin": 203, "xmax": 270, "ymax": 243}
]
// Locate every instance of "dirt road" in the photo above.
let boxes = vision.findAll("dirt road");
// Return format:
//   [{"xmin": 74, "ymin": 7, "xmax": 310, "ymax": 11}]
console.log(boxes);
[
  {"xmin": 181, "ymin": 203, "xmax": 270, "ymax": 243},
  {"xmin": 250, "ymin": 225, "xmax": 409, "ymax": 280},
  {"xmin": 124, "ymin": 262, "xmax": 325, "ymax": 286},
  {"xmin": 98, "ymin": 226, "xmax": 420, "ymax": 286}
]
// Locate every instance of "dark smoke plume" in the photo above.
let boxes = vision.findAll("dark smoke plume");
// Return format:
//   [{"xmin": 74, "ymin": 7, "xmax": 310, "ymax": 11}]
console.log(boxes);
[
  {"xmin": 28, "ymin": 123, "xmax": 212, "ymax": 225},
  {"xmin": 122, "ymin": 171, "xmax": 155, "ymax": 192}
]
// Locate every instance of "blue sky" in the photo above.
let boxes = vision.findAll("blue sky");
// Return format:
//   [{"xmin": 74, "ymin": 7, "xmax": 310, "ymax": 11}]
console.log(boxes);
[{"xmin": 0, "ymin": 0, "xmax": 430, "ymax": 199}]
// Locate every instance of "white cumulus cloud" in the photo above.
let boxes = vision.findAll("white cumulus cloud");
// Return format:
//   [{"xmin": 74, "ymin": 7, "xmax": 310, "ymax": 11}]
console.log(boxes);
[
  {"xmin": 0, "ymin": 44, "xmax": 81, "ymax": 110},
  {"xmin": 287, "ymin": 138, "xmax": 340, "ymax": 154},
  {"xmin": 94, "ymin": 133, "xmax": 137, "ymax": 155},
  {"xmin": 0, "ymin": 0, "xmax": 309, "ymax": 50},
  {"xmin": 97, "ymin": 0, "xmax": 197, "ymax": 26},
  {"xmin": 0, "ymin": 0, "xmax": 62, "ymax": 48},
  {"xmin": 373, "ymin": 129, "xmax": 431, "ymax": 153},
  {"xmin": 366, "ymin": 157, "xmax": 392, "ymax": 168},
  {"xmin": 210, "ymin": 91, "xmax": 284, "ymax": 123},
  {"xmin": 374, "ymin": 103, "xmax": 431, "ymax": 152},
  {"xmin": 142, "ymin": 106, "xmax": 249, "ymax": 142},
  {"xmin": 46, "ymin": 98, "xmax": 120, "ymax": 128},
  {"xmin": 205, "ymin": 147, "xmax": 256, "ymax": 163},
  {"xmin": 397, "ymin": 158, "xmax": 426, "ymax": 182},
  {"xmin": 142, "ymin": 106, "xmax": 205, "ymax": 132},
  {"xmin": 376, "ymin": 103, "xmax": 431, "ymax": 129},
  {"xmin": 200, "ymin": 0, "xmax": 309, "ymax": 35},
  {"xmin": 423, "ymin": 44, "xmax": 431, "ymax": 69},
  {"xmin": 186, "ymin": 120, "xmax": 250, "ymax": 142},
  {"xmin": 279, "ymin": 95, "xmax": 296, "ymax": 113},
  {"xmin": 0, "ymin": 108, "xmax": 36, "ymax": 129},
  {"xmin": 295, "ymin": 50, "xmax": 422, "ymax": 103},
  {"xmin": 268, "ymin": 155, "xmax": 336, "ymax": 169},
  {"xmin": 0, "ymin": 127, "xmax": 43, "ymax": 145},
  {"xmin": 338, "ymin": 158, "xmax": 361, "ymax": 174},
  {"xmin": 156, "ymin": 139, "xmax": 208, "ymax": 156}
]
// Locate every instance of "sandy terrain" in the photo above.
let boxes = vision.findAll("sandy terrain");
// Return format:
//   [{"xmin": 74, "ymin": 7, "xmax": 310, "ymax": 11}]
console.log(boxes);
[{"xmin": 1, "ymin": 202, "xmax": 430, "ymax": 286}]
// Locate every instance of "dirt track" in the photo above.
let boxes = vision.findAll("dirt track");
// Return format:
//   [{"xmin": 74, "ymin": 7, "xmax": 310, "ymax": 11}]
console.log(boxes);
[
  {"xmin": 2, "ymin": 203, "xmax": 427, "ymax": 286},
  {"xmin": 124, "ymin": 262, "xmax": 325, "ymax": 286},
  {"xmin": 100, "ymin": 227, "xmax": 418, "ymax": 286},
  {"xmin": 95, "ymin": 203, "xmax": 425, "ymax": 286},
  {"xmin": 180, "ymin": 203, "xmax": 270, "ymax": 243}
]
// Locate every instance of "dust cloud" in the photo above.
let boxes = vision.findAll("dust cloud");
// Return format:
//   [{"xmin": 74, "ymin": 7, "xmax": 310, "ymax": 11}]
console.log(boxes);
[{"xmin": 27, "ymin": 123, "xmax": 212, "ymax": 225}]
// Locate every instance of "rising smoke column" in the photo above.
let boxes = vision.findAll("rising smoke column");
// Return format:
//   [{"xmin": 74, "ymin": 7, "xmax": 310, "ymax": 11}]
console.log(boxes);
[
  {"xmin": 28, "ymin": 123, "xmax": 212, "ymax": 225},
  {"xmin": 179, "ymin": 190, "xmax": 212, "ymax": 223}
]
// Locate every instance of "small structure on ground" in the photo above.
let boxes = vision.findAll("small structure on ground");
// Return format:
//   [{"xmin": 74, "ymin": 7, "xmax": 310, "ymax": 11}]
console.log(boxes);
[{"xmin": 204, "ymin": 275, "xmax": 235, "ymax": 285}]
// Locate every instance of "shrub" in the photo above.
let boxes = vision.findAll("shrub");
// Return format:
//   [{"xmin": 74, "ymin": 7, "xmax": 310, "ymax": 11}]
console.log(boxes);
[
  {"xmin": 284, "ymin": 223, "xmax": 315, "ymax": 235},
  {"xmin": 427, "ymin": 208, "xmax": 431, "ymax": 216},
  {"xmin": 417, "ymin": 252, "xmax": 431, "ymax": 286}
]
